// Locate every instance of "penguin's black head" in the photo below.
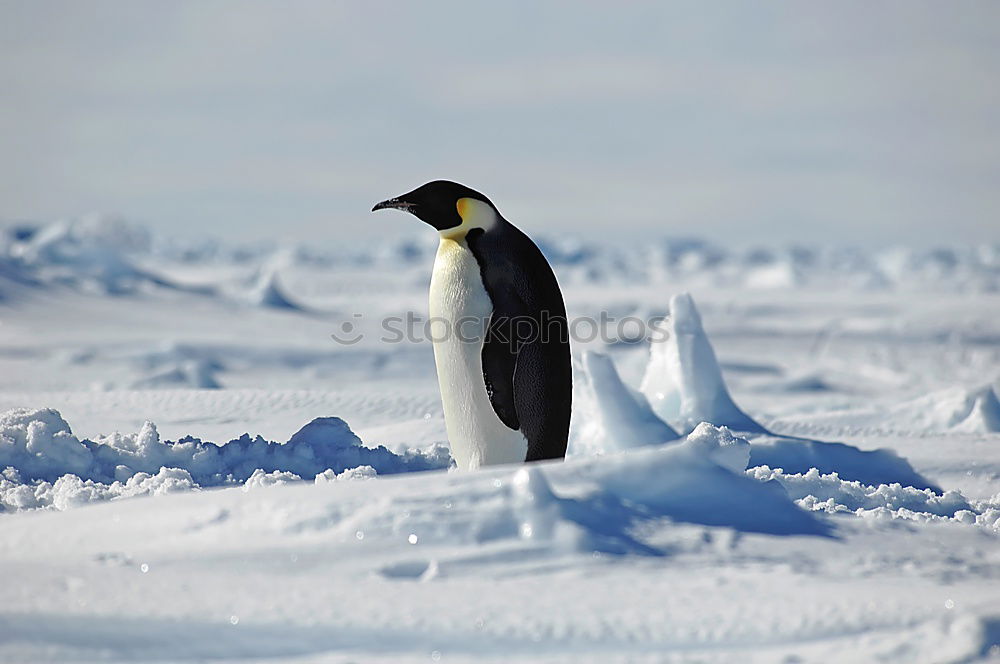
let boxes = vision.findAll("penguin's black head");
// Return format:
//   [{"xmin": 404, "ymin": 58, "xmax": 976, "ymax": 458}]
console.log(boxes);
[{"xmin": 371, "ymin": 180, "xmax": 496, "ymax": 232}]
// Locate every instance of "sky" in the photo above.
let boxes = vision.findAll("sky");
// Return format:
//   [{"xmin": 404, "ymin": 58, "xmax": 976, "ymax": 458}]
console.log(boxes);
[{"xmin": 2, "ymin": 1, "xmax": 999, "ymax": 246}]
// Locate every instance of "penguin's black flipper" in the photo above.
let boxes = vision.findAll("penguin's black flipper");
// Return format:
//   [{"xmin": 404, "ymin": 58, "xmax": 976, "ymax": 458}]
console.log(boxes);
[{"xmin": 481, "ymin": 313, "xmax": 520, "ymax": 431}]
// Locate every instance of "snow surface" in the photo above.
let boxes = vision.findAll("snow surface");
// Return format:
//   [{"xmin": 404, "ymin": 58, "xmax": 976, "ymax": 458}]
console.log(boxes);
[{"xmin": 2, "ymin": 215, "xmax": 1000, "ymax": 662}]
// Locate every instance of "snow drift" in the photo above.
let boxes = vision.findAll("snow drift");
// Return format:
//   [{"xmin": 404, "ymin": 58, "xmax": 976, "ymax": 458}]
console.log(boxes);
[
  {"xmin": 752, "ymin": 466, "xmax": 1000, "ymax": 529},
  {"xmin": 1, "ymin": 406, "xmax": 812, "ymax": 537},
  {"xmin": 504, "ymin": 424, "xmax": 826, "ymax": 547},
  {"xmin": 4, "ymin": 406, "xmax": 972, "ymax": 537},
  {"xmin": 748, "ymin": 435, "xmax": 940, "ymax": 492},
  {"xmin": 0, "ymin": 407, "xmax": 450, "ymax": 512}
]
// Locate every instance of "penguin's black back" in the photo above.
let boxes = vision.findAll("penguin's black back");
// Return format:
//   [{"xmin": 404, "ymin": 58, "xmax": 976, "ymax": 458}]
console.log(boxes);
[{"xmin": 466, "ymin": 221, "xmax": 571, "ymax": 462}]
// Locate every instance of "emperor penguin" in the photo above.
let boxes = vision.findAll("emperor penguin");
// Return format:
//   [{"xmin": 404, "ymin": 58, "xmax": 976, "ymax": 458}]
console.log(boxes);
[{"xmin": 372, "ymin": 181, "xmax": 571, "ymax": 470}]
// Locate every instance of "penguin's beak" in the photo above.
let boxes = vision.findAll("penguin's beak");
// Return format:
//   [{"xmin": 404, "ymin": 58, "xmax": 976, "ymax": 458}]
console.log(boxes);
[{"xmin": 371, "ymin": 197, "xmax": 416, "ymax": 213}]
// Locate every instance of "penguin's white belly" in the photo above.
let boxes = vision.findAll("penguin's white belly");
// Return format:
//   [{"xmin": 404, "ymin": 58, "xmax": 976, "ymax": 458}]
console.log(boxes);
[{"xmin": 429, "ymin": 238, "xmax": 528, "ymax": 470}]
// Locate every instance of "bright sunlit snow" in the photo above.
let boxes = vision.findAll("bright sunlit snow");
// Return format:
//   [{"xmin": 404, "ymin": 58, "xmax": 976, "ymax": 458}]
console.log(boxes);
[{"xmin": 2, "ymin": 214, "xmax": 1000, "ymax": 662}]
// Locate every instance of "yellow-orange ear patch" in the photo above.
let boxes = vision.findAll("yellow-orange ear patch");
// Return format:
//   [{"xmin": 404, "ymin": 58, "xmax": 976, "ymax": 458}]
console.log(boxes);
[{"xmin": 446, "ymin": 197, "xmax": 496, "ymax": 238}]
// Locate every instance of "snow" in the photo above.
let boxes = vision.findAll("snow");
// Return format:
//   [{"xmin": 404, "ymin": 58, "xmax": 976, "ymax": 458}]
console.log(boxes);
[{"xmin": 2, "ymin": 217, "xmax": 1000, "ymax": 661}]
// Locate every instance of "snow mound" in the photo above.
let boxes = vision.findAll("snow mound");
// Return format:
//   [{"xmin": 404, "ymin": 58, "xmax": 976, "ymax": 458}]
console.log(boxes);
[
  {"xmin": 121, "ymin": 342, "xmax": 226, "ymax": 390},
  {"xmin": 894, "ymin": 385, "xmax": 1000, "ymax": 433},
  {"xmin": 570, "ymin": 351, "xmax": 679, "ymax": 456},
  {"xmin": 130, "ymin": 359, "xmax": 222, "ymax": 389},
  {"xmin": 287, "ymin": 417, "xmax": 361, "ymax": 449},
  {"xmin": 243, "ymin": 266, "xmax": 304, "ymax": 310},
  {"xmin": 640, "ymin": 293, "xmax": 767, "ymax": 434},
  {"xmin": 0, "ymin": 408, "xmax": 450, "ymax": 512}
]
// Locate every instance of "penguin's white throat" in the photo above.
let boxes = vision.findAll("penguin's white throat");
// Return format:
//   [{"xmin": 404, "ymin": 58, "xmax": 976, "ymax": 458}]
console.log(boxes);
[{"xmin": 441, "ymin": 197, "xmax": 498, "ymax": 240}]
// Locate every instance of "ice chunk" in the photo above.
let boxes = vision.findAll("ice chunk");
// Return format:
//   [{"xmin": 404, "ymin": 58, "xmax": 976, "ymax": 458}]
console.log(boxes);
[
  {"xmin": 243, "ymin": 468, "xmax": 302, "ymax": 489},
  {"xmin": 640, "ymin": 293, "xmax": 766, "ymax": 434},
  {"xmin": 120, "ymin": 467, "xmax": 198, "ymax": 498},
  {"xmin": 314, "ymin": 465, "xmax": 377, "ymax": 484},
  {"xmin": 685, "ymin": 422, "xmax": 751, "ymax": 473},
  {"xmin": 46, "ymin": 474, "xmax": 116, "ymax": 510},
  {"xmin": 570, "ymin": 351, "xmax": 678, "ymax": 456},
  {"xmin": 0, "ymin": 408, "xmax": 93, "ymax": 480}
]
